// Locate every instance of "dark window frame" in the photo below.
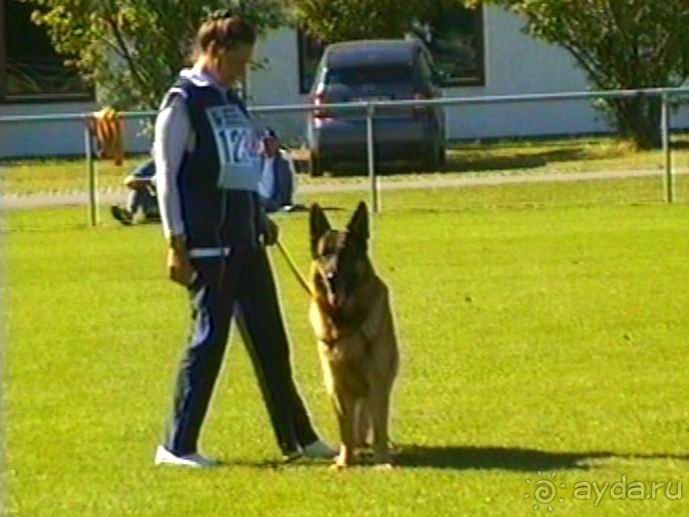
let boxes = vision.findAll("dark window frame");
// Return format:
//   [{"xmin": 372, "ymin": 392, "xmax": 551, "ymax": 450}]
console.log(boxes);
[
  {"xmin": 0, "ymin": 0, "xmax": 6, "ymax": 100},
  {"xmin": 0, "ymin": 0, "xmax": 94, "ymax": 104},
  {"xmin": 430, "ymin": 6, "xmax": 485, "ymax": 87},
  {"xmin": 297, "ymin": 27, "xmax": 324, "ymax": 95}
]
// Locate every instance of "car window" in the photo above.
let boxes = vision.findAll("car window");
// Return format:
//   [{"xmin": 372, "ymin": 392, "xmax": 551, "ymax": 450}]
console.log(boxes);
[{"xmin": 325, "ymin": 65, "xmax": 414, "ymax": 86}]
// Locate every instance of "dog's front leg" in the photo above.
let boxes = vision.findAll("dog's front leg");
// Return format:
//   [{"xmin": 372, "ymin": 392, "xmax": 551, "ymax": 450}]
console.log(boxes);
[
  {"xmin": 369, "ymin": 389, "xmax": 393, "ymax": 467},
  {"xmin": 354, "ymin": 399, "xmax": 372, "ymax": 458},
  {"xmin": 331, "ymin": 393, "xmax": 357, "ymax": 469}
]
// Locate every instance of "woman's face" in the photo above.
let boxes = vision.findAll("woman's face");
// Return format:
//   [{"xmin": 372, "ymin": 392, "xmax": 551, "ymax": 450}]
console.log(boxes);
[
  {"xmin": 263, "ymin": 136, "xmax": 279, "ymax": 157},
  {"xmin": 217, "ymin": 43, "xmax": 255, "ymax": 86}
]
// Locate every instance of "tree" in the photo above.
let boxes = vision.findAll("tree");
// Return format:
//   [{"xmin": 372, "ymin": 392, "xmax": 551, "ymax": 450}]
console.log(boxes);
[
  {"xmin": 291, "ymin": 0, "xmax": 465, "ymax": 43},
  {"xmin": 23, "ymin": 0, "xmax": 290, "ymax": 110},
  {"xmin": 295, "ymin": 0, "xmax": 689, "ymax": 148},
  {"xmin": 477, "ymin": 0, "xmax": 689, "ymax": 148},
  {"xmin": 292, "ymin": 0, "xmax": 417, "ymax": 42}
]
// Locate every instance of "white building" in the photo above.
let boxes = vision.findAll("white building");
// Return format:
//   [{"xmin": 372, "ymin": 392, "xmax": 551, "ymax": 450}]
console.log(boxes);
[{"xmin": 0, "ymin": 4, "xmax": 678, "ymax": 159}]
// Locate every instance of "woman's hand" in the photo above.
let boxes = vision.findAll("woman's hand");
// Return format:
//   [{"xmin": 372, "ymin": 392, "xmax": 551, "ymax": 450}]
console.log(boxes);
[{"xmin": 167, "ymin": 235, "xmax": 194, "ymax": 285}]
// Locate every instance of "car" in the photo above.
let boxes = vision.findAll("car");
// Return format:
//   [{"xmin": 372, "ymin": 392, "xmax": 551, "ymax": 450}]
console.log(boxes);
[{"xmin": 307, "ymin": 39, "xmax": 447, "ymax": 176}]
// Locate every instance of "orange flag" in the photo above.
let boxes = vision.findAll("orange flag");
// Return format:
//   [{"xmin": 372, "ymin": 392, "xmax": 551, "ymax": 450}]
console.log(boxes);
[{"xmin": 88, "ymin": 107, "xmax": 125, "ymax": 165}]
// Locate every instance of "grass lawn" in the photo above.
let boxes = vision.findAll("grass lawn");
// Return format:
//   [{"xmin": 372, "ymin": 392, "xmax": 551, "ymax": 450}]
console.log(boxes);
[
  {"xmin": 2, "ymin": 180, "xmax": 689, "ymax": 515},
  {"xmin": 2, "ymin": 135, "xmax": 689, "ymax": 196}
]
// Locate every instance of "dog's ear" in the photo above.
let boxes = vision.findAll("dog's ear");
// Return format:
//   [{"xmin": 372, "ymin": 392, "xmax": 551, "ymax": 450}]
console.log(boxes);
[
  {"xmin": 346, "ymin": 201, "xmax": 369, "ymax": 243},
  {"xmin": 310, "ymin": 203, "xmax": 331, "ymax": 258}
]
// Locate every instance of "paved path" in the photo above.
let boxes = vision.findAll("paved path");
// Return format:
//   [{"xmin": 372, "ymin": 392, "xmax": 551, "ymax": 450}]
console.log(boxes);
[{"xmin": 0, "ymin": 168, "xmax": 683, "ymax": 210}]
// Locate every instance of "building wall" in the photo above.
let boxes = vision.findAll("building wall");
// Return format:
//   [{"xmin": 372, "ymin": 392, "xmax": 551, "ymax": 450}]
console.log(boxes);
[
  {"xmin": 0, "ymin": 100, "xmax": 153, "ymax": 159},
  {"xmin": 1, "ymin": 6, "xmax": 686, "ymax": 158},
  {"xmin": 247, "ymin": 27, "xmax": 308, "ymax": 145},
  {"xmin": 247, "ymin": 7, "xmax": 612, "ymax": 143},
  {"xmin": 1, "ymin": 101, "xmax": 95, "ymax": 159},
  {"xmin": 443, "ymin": 6, "xmax": 611, "ymax": 139},
  {"xmin": 250, "ymin": 6, "xmax": 688, "ymax": 143}
]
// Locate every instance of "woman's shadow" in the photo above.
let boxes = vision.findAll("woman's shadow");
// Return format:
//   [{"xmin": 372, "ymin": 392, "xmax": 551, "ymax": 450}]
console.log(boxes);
[{"xmin": 395, "ymin": 444, "xmax": 689, "ymax": 472}]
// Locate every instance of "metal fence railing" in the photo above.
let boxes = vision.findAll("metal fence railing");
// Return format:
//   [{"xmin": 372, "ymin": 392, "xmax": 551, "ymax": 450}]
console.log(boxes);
[{"xmin": 2, "ymin": 86, "xmax": 689, "ymax": 225}]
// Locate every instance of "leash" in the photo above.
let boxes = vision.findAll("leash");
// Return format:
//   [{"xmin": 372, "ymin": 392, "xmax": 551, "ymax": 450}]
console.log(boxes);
[{"xmin": 275, "ymin": 240, "xmax": 314, "ymax": 297}]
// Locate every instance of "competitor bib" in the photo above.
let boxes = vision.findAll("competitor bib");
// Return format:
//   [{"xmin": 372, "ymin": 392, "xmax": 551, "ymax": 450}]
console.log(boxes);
[{"xmin": 206, "ymin": 105, "xmax": 262, "ymax": 191}]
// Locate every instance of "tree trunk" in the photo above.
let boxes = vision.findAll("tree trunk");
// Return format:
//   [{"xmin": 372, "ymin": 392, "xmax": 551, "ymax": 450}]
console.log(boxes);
[{"xmin": 609, "ymin": 96, "xmax": 662, "ymax": 149}]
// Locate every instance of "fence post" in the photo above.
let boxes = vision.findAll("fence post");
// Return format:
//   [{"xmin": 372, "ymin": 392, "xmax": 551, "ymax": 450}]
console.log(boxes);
[
  {"xmin": 84, "ymin": 118, "xmax": 98, "ymax": 226},
  {"xmin": 366, "ymin": 103, "xmax": 379, "ymax": 213},
  {"xmin": 661, "ymin": 94, "xmax": 674, "ymax": 204}
]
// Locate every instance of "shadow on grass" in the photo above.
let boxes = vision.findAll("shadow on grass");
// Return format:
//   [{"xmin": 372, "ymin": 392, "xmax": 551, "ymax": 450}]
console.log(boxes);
[
  {"xmin": 671, "ymin": 140, "xmax": 689, "ymax": 150},
  {"xmin": 395, "ymin": 444, "xmax": 689, "ymax": 472},
  {"xmin": 323, "ymin": 148, "xmax": 608, "ymax": 176},
  {"xmin": 445, "ymin": 149, "xmax": 591, "ymax": 174},
  {"xmin": 215, "ymin": 445, "xmax": 689, "ymax": 471},
  {"xmin": 215, "ymin": 458, "xmax": 330, "ymax": 469}
]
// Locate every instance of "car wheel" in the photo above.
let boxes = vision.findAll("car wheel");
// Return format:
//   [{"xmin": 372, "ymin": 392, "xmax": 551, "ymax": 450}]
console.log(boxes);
[
  {"xmin": 422, "ymin": 142, "xmax": 441, "ymax": 171},
  {"xmin": 309, "ymin": 150, "xmax": 324, "ymax": 177},
  {"xmin": 438, "ymin": 144, "xmax": 447, "ymax": 166}
]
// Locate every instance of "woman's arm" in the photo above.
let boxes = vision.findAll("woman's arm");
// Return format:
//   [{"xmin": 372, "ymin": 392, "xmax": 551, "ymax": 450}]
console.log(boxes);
[
  {"xmin": 154, "ymin": 95, "xmax": 192, "ymax": 239},
  {"xmin": 154, "ymin": 94, "xmax": 195, "ymax": 285}
]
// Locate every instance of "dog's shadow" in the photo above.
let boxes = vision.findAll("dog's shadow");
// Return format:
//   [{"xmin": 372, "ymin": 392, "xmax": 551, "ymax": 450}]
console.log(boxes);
[
  {"xmin": 214, "ymin": 444, "xmax": 689, "ymax": 472},
  {"xmin": 216, "ymin": 445, "xmax": 689, "ymax": 471},
  {"xmin": 395, "ymin": 444, "xmax": 689, "ymax": 472}
]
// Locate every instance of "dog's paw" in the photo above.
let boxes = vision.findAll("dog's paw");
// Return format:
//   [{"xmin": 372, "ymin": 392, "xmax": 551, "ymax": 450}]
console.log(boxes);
[
  {"xmin": 373, "ymin": 462, "xmax": 394, "ymax": 471},
  {"xmin": 330, "ymin": 462, "xmax": 350, "ymax": 471},
  {"xmin": 331, "ymin": 452, "xmax": 354, "ymax": 470}
]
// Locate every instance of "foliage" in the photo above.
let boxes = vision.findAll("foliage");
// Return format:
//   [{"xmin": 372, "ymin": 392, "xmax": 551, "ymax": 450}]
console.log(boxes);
[
  {"xmin": 291, "ymin": 0, "xmax": 468, "ymax": 43},
  {"xmin": 22, "ymin": 0, "xmax": 290, "ymax": 110},
  {"xmin": 295, "ymin": 0, "xmax": 689, "ymax": 148},
  {"xmin": 481, "ymin": 0, "xmax": 689, "ymax": 148},
  {"xmin": 21, "ymin": 0, "xmax": 689, "ymax": 147},
  {"xmin": 292, "ymin": 0, "xmax": 416, "ymax": 42}
]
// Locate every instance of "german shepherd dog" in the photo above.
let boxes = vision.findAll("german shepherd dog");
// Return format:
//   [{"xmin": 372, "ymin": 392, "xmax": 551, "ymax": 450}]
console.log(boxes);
[{"xmin": 309, "ymin": 202, "xmax": 399, "ymax": 468}]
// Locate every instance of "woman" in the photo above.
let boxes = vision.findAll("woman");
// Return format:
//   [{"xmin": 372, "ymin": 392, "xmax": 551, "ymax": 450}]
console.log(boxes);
[{"xmin": 153, "ymin": 11, "xmax": 333, "ymax": 468}]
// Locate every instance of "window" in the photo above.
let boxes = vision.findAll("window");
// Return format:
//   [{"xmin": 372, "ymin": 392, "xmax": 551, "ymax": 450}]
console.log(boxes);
[
  {"xmin": 0, "ymin": 0, "xmax": 92, "ymax": 102},
  {"xmin": 326, "ymin": 66, "xmax": 414, "ymax": 86},
  {"xmin": 297, "ymin": 28, "xmax": 325, "ymax": 95},
  {"xmin": 296, "ymin": 5, "xmax": 485, "ymax": 93},
  {"xmin": 410, "ymin": 6, "xmax": 485, "ymax": 87}
]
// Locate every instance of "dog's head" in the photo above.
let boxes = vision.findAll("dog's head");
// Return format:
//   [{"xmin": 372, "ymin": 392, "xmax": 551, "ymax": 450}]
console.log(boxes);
[{"xmin": 309, "ymin": 202, "xmax": 371, "ymax": 311}]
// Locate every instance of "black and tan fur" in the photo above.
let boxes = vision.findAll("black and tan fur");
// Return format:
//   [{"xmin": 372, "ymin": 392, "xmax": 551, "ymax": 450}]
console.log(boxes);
[{"xmin": 308, "ymin": 202, "xmax": 399, "ymax": 468}]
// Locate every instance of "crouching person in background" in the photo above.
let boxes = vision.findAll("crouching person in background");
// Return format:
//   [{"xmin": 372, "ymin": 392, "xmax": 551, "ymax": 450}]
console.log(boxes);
[
  {"xmin": 258, "ymin": 128, "xmax": 304, "ymax": 213},
  {"xmin": 110, "ymin": 159, "xmax": 160, "ymax": 225}
]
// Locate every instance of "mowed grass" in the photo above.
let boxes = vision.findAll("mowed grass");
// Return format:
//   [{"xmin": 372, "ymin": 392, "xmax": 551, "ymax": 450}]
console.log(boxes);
[
  {"xmin": 3, "ymin": 180, "xmax": 689, "ymax": 516},
  {"xmin": 2, "ymin": 134, "xmax": 689, "ymax": 195}
]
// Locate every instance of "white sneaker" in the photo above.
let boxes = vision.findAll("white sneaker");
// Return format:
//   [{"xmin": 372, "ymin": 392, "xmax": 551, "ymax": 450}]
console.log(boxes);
[
  {"xmin": 154, "ymin": 445, "xmax": 217, "ymax": 468},
  {"xmin": 302, "ymin": 439, "xmax": 337, "ymax": 459}
]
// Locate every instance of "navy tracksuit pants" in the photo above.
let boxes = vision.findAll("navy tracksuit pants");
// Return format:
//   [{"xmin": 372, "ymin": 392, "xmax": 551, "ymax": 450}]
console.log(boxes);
[
  {"xmin": 127, "ymin": 186, "xmax": 158, "ymax": 219},
  {"xmin": 165, "ymin": 246, "xmax": 318, "ymax": 456}
]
